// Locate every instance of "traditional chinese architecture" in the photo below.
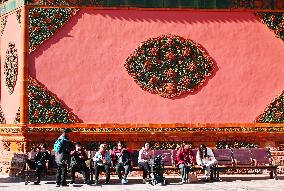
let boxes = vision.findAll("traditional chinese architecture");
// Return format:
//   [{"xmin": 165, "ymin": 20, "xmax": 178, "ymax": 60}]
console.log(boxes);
[{"xmin": 1, "ymin": 0, "xmax": 284, "ymax": 175}]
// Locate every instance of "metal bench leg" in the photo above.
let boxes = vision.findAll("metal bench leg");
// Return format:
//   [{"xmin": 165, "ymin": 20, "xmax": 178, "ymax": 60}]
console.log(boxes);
[{"xmin": 269, "ymin": 170, "xmax": 273, "ymax": 179}]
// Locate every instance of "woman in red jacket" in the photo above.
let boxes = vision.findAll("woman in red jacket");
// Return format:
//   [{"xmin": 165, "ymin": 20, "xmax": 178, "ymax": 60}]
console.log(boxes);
[{"xmin": 176, "ymin": 144, "xmax": 195, "ymax": 183}]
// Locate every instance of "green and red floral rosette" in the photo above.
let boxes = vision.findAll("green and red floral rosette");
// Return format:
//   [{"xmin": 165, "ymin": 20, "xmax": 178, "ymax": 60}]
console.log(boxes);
[{"xmin": 125, "ymin": 34, "xmax": 215, "ymax": 98}]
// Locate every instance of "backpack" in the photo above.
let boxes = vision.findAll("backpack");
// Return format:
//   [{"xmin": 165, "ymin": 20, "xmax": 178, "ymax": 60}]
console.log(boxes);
[{"xmin": 54, "ymin": 138, "xmax": 65, "ymax": 153}]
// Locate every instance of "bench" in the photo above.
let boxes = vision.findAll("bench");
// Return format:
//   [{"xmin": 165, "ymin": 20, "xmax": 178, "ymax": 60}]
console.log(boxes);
[{"xmin": 212, "ymin": 148, "xmax": 278, "ymax": 181}]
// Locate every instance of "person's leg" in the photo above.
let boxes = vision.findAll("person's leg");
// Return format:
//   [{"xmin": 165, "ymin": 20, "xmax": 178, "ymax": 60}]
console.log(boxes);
[
  {"xmin": 123, "ymin": 165, "xmax": 130, "ymax": 179},
  {"xmin": 104, "ymin": 164, "xmax": 110, "ymax": 183},
  {"xmin": 56, "ymin": 164, "xmax": 62, "ymax": 186},
  {"xmin": 139, "ymin": 162, "xmax": 147, "ymax": 180},
  {"xmin": 94, "ymin": 165, "xmax": 102, "ymax": 184},
  {"xmin": 81, "ymin": 165, "xmax": 90, "ymax": 184},
  {"xmin": 179, "ymin": 164, "xmax": 186, "ymax": 182},
  {"xmin": 70, "ymin": 165, "xmax": 76, "ymax": 183},
  {"xmin": 61, "ymin": 163, "xmax": 68, "ymax": 186},
  {"xmin": 116, "ymin": 163, "xmax": 122, "ymax": 179},
  {"xmin": 144, "ymin": 162, "xmax": 151, "ymax": 178},
  {"xmin": 34, "ymin": 166, "xmax": 43, "ymax": 184}
]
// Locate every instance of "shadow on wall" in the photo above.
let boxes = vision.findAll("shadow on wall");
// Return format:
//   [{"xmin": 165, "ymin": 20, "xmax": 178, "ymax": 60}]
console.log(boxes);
[{"xmin": 29, "ymin": 9, "xmax": 259, "ymax": 78}]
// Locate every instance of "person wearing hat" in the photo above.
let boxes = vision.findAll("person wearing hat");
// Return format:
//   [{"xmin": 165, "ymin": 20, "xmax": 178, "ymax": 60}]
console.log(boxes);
[{"xmin": 54, "ymin": 128, "xmax": 72, "ymax": 187}]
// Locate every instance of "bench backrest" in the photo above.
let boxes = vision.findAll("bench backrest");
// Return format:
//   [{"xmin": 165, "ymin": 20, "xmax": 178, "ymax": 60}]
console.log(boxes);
[
  {"xmin": 232, "ymin": 149, "xmax": 252, "ymax": 165},
  {"xmin": 250, "ymin": 148, "xmax": 271, "ymax": 165},
  {"xmin": 213, "ymin": 149, "xmax": 233, "ymax": 166},
  {"xmin": 154, "ymin": 150, "xmax": 172, "ymax": 166}
]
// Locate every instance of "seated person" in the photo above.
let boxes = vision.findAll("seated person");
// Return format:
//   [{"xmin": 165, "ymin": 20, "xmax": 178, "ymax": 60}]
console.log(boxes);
[
  {"xmin": 176, "ymin": 144, "xmax": 195, "ymax": 183},
  {"xmin": 111, "ymin": 142, "xmax": 132, "ymax": 184},
  {"xmin": 22, "ymin": 144, "xmax": 51, "ymax": 185},
  {"xmin": 138, "ymin": 142, "xmax": 154, "ymax": 183},
  {"xmin": 70, "ymin": 142, "xmax": 90, "ymax": 184},
  {"xmin": 93, "ymin": 144, "xmax": 111, "ymax": 185},
  {"xmin": 196, "ymin": 144, "xmax": 217, "ymax": 181}
]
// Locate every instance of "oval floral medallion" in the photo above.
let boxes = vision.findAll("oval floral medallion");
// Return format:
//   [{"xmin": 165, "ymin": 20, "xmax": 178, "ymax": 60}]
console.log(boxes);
[
  {"xmin": 4, "ymin": 42, "xmax": 18, "ymax": 94},
  {"xmin": 125, "ymin": 34, "xmax": 215, "ymax": 98}
]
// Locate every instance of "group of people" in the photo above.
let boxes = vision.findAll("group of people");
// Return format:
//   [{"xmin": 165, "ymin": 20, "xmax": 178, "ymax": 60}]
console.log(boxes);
[{"xmin": 21, "ymin": 128, "xmax": 217, "ymax": 186}]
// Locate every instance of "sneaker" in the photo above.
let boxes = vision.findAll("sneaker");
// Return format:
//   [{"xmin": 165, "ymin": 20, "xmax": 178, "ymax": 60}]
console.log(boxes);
[
  {"xmin": 94, "ymin": 180, "xmax": 99, "ymax": 185},
  {"xmin": 61, "ymin": 183, "xmax": 69, "ymax": 187},
  {"xmin": 104, "ymin": 181, "xmax": 110, "ymax": 184},
  {"xmin": 56, "ymin": 184, "xmax": 60, "ymax": 187},
  {"xmin": 143, "ymin": 179, "xmax": 147, "ymax": 184},
  {"xmin": 33, "ymin": 181, "xmax": 40, "ymax": 185},
  {"xmin": 121, "ymin": 179, "xmax": 128, "ymax": 184},
  {"xmin": 70, "ymin": 181, "xmax": 75, "ymax": 184}
]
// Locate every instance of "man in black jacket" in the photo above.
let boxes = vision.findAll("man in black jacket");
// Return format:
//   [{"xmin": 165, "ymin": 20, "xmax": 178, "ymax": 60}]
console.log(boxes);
[
  {"xmin": 70, "ymin": 142, "xmax": 90, "ymax": 184},
  {"xmin": 111, "ymin": 142, "xmax": 132, "ymax": 184}
]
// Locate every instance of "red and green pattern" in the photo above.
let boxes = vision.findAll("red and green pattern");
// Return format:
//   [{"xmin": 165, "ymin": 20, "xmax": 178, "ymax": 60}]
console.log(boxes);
[
  {"xmin": 4, "ymin": 42, "xmax": 18, "ymax": 95},
  {"xmin": 256, "ymin": 91, "xmax": 284, "ymax": 123},
  {"xmin": 256, "ymin": 12, "xmax": 284, "ymax": 41},
  {"xmin": 0, "ymin": 107, "xmax": 6, "ymax": 124},
  {"xmin": 29, "ymin": 7, "xmax": 79, "ymax": 52},
  {"xmin": 28, "ymin": 76, "xmax": 80, "ymax": 124},
  {"xmin": 125, "ymin": 34, "xmax": 215, "ymax": 98}
]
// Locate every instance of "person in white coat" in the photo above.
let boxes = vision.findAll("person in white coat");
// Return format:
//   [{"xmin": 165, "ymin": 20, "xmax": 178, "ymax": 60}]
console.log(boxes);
[{"xmin": 196, "ymin": 144, "xmax": 217, "ymax": 180}]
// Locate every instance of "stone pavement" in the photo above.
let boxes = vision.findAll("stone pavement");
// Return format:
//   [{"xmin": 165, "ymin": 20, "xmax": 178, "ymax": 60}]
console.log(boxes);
[{"xmin": 0, "ymin": 175, "xmax": 283, "ymax": 191}]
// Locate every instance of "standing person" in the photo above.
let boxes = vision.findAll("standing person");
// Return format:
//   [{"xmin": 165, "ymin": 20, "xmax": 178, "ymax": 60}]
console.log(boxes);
[
  {"xmin": 176, "ymin": 144, "xmax": 195, "ymax": 183},
  {"xmin": 196, "ymin": 144, "xmax": 217, "ymax": 181},
  {"xmin": 138, "ymin": 142, "xmax": 154, "ymax": 184},
  {"xmin": 93, "ymin": 144, "xmax": 111, "ymax": 185},
  {"xmin": 54, "ymin": 128, "xmax": 72, "ymax": 187},
  {"xmin": 111, "ymin": 142, "xmax": 132, "ymax": 184},
  {"xmin": 70, "ymin": 142, "xmax": 90, "ymax": 185},
  {"xmin": 33, "ymin": 144, "xmax": 51, "ymax": 185}
]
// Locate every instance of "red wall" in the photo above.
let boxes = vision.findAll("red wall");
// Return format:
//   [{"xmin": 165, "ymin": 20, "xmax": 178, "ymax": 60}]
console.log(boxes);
[
  {"xmin": 1, "ymin": 12, "xmax": 22, "ymax": 123},
  {"xmin": 29, "ymin": 10, "xmax": 284, "ymax": 123}
]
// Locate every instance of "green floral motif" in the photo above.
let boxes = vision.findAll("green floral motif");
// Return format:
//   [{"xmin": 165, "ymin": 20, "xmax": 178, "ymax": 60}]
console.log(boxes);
[
  {"xmin": 29, "ymin": 7, "xmax": 79, "ymax": 52},
  {"xmin": 216, "ymin": 140, "xmax": 259, "ymax": 149},
  {"xmin": 256, "ymin": 91, "xmax": 284, "ymax": 123},
  {"xmin": 14, "ymin": 107, "xmax": 20, "ymax": 124},
  {"xmin": 0, "ymin": 107, "xmax": 6, "ymax": 124},
  {"xmin": 28, "ymin": 76, "xmax": 80, "ymax": 123},
  {"xmin": 4, "ymin": 42, "xmax": 18, "ymax": 94},
  {"xmin": 256, "ymin": 12, "xmax": 284, "ymax": 41},
  {"xmin": 125, "ymin": 34, "xmax": 215, "ymax": 98}
]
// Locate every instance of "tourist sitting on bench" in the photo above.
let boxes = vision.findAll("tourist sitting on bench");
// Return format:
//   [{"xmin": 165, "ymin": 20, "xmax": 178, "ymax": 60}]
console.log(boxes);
[
  {"xmin": 111, "ymin": 141, "xmax": 132, "ymax": 184},
  {"xmin": 176, "ymin": 144, "xmax": 196, "ymax": 183},
  {"xmin": 70, "ymin": 142, "xmax": 90, "ymax": 185},
  {"xmin": 196, "ymin": 144, "xmax": 217, "ymax": 181},
  {"xmin": 24, "ymin": 144, "xmax": 51, "ymax": 185},
  {"xmin": 138, "ymin": 142, "xmax": 154, "ymax": 184},
  {"xmin": 93, "ymin": 144, "xmax": 111, "ymax": 185}
]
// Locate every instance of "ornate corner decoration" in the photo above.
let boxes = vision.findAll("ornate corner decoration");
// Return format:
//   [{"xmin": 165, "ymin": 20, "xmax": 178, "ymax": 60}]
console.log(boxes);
[
  {"xmin": 4, "ymin": 42, "xmax": 18, "ymax": 95},
  {"xmin": 1, "ymin": 16, "xmax": 8, "ymax": 36},
  {"xmin": 255, "ymin": 12, "xmax": 284, "ymax": 41},
  {"xmin": 256, "ymin": 91, "xmax": 284, "ymax": 123},
  {"xmin": 125, "ymin": 34, "xmax": 215, "ymax": 98},
  {"xmin": 0, "ymin": 107, "xmax": 6, "ymax": 124},
  {"xmin": 29, "ymin": 7, "xmax": 80, "ymax": 53},
  {"xmin": 14, "ymin": 107, "xmax": 20, "ymax": 124},
  {"xmin": 27, "ymin": 76, "xmax": 80, "ymax": 124},
  {"xmin": 16, "ymin": 9, "xmax": 21, "ymax": 26}
]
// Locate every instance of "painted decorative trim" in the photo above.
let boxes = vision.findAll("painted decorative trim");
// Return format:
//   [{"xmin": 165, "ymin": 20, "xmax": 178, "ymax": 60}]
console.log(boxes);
[
  {"xmin": 255, "ymin": 12, "xmax": 284, "ymax": 41},
  {"xmin": 0, "ymin": 126, "xmax": 21, "ymax": 133},
  {"xmin": 27, "ymin": 76, "xmax": 80, "ymax": 124},
  {"xmin": 0, "ymin": 16, "xmax": 8, "ymax": 36},
  {"xmin": 25, "ymin": 126, "xmax": 284, "ymax": 133},
  {"xmin": 16, "ymin": 9, "xmax": 21, "ymax": 26},
  {"xmin": 256, "ymin": 90, "xmax": 284, "ymax": 123},
  {"xmin": 4, "ymin": 42, "xmax": 18, "ymax": 95},
  {"xmin": 0, "ymin": 108, "xmax": 6, "ymax": 124},
  {"xmin": 29, "ymin": 7, "xmax": 79, "ymax": 53},
  {"xmin": 216, "ymin": 140, "xmax": 259, "ymax": 149},
  {"xmin": 125, "ymin": 34, "xmax": 215, "ymax": 98}
]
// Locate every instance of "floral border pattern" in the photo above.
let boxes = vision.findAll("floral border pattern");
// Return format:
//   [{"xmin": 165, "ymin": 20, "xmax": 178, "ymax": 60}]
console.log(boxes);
[
  {"xmin": 256, "ymin": 90, "xmax": 284, "ymax": 123},
  {"xmin": 4, "ymin": 42, "xmax": 18, "ymax": 95},
  {"xmin": 125, "ymin": 34, "xmax": 215, "ymax": 98},
  {"xmin": 29, "ymin": 7, "xmax": 79, "ymax": 53},
  {"xmin": 16, "ymin": 9, "xmax": 21, "ymax": 26},
  {"xmin": 255, "ymin": 12, "xmax": 284, "ymax": 41},
  {"xmin": 1, "ymin": 16, "xmax": 8, "ymax": 36},
  {"xmin": 0, "ymin": 107, "xmax": 6, "ymax": 124}
]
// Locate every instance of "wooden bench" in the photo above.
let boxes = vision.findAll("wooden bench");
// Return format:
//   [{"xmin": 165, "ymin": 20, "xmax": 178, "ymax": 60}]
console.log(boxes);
[{"xmin": 212, "ymin": 148, "xmax": 278, "ymax": 181}]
